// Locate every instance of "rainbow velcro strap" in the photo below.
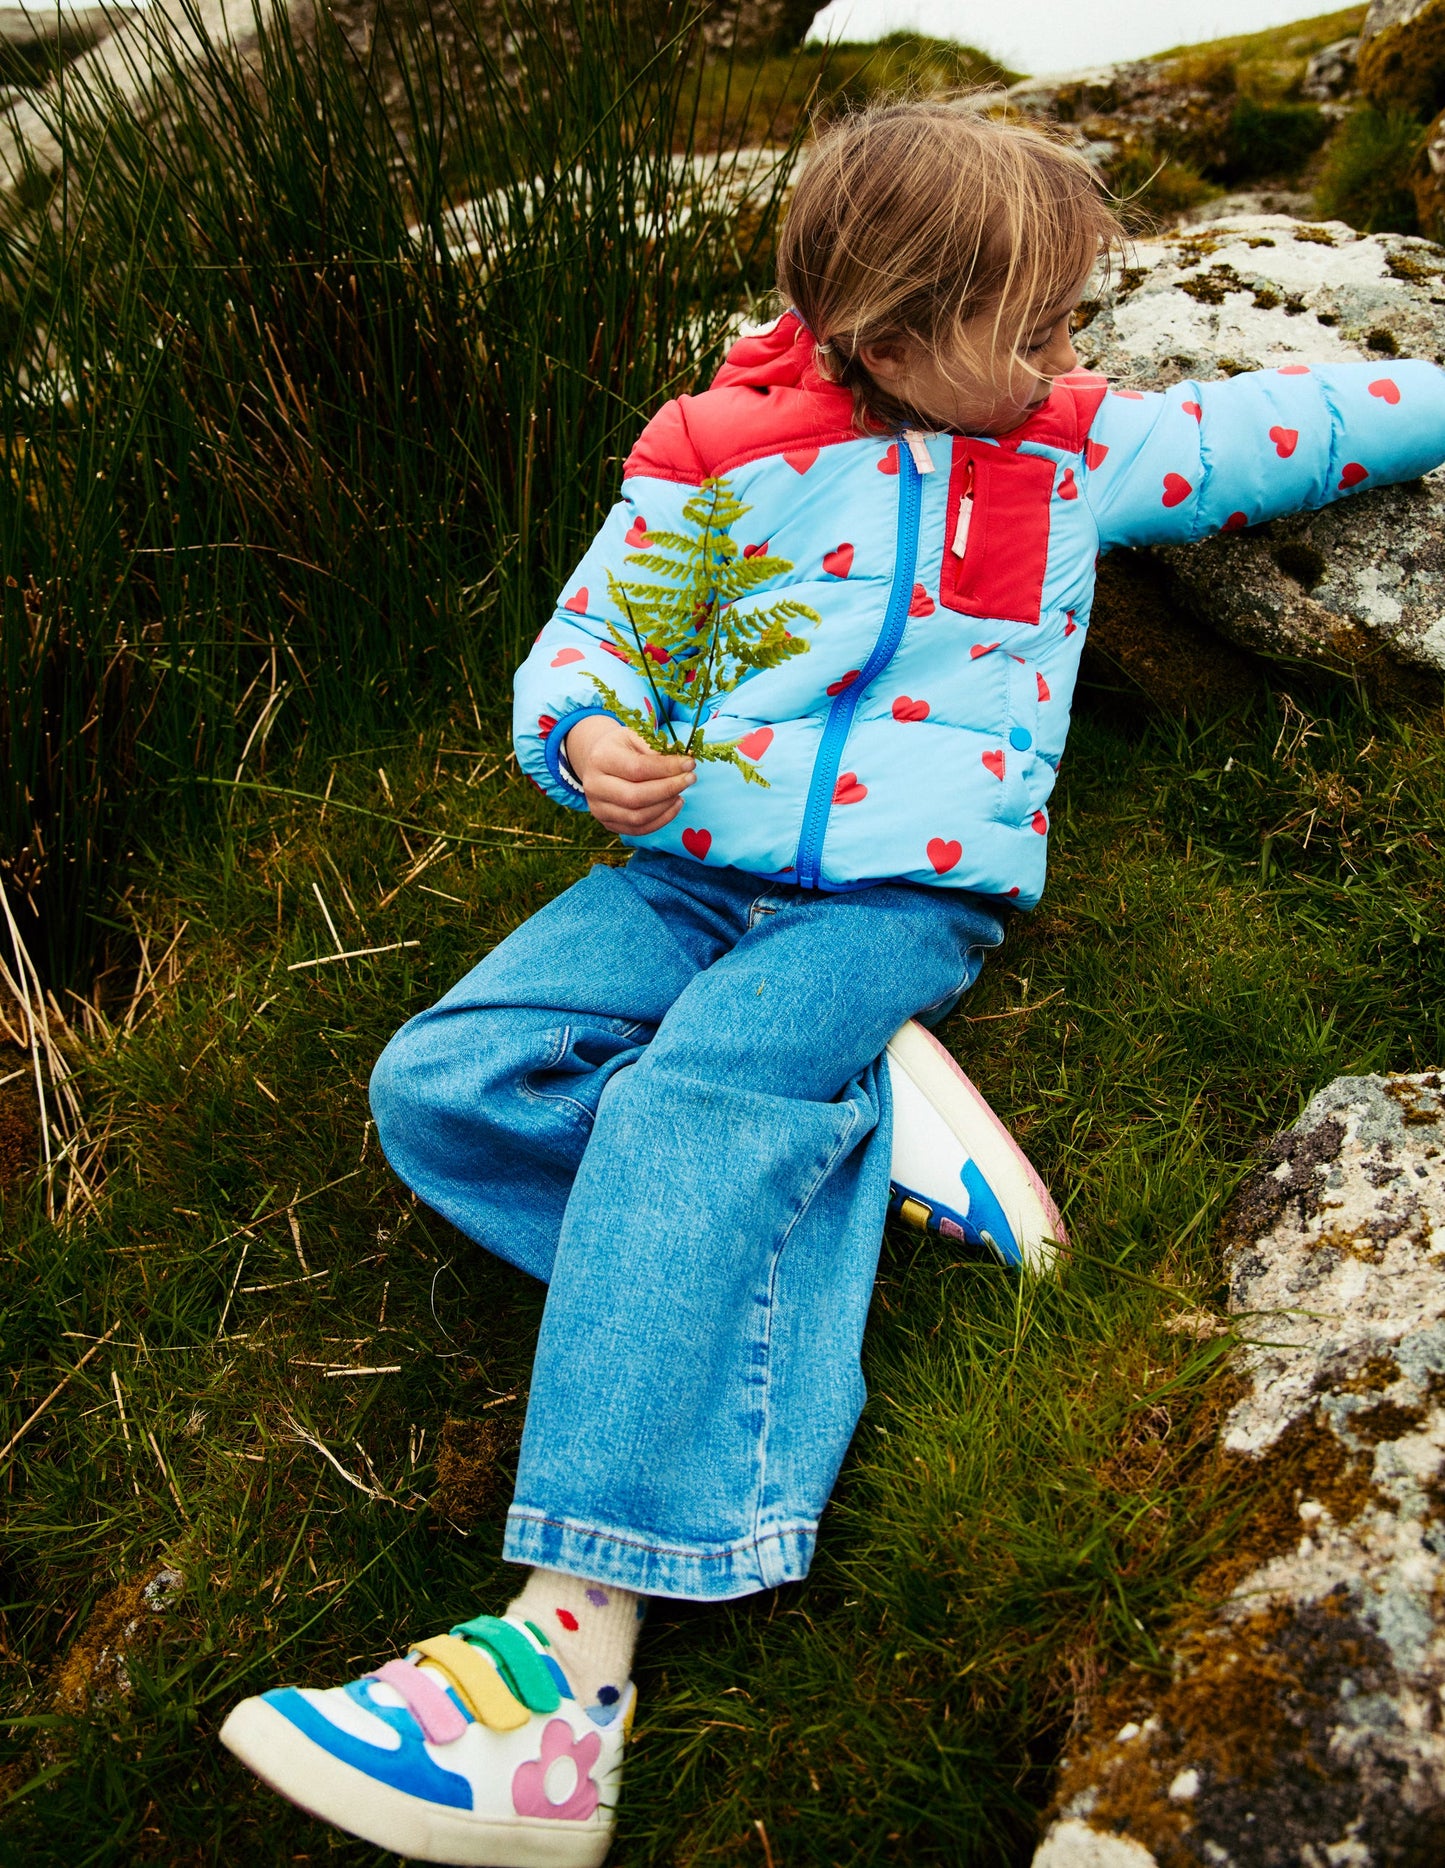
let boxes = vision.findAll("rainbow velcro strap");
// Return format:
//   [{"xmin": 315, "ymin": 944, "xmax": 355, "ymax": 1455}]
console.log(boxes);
[
  {"xmin": 410, "ymin": 1634, "xmax": 530, "ymax": 1731},
  {"xmin": 448, "ymin": 1614, "xmax": 562, "ymax": 1715}
]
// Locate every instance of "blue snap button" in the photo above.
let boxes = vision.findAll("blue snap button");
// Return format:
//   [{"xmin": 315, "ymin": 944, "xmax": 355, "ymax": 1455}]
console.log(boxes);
[{"xmin": 1009, "ymin": 727, "xmax": 1032, "ymax": 751}]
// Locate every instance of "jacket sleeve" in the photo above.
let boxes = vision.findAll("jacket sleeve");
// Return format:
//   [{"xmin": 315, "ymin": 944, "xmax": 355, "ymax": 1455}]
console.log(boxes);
[
  {"xmin": 1080, "ymin": 360, "xmax": 1445, "ymax": 551},
  {"xmin": 512, "ymin": 486, "xmax": 691, "ymax": 811}
]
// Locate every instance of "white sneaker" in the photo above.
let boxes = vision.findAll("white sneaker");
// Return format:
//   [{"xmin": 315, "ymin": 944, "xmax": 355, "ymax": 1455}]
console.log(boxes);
[
  {"xmin": 219, "ymin": 1613, "xmax": 629, "ymax": 1866},
  {"xmin": 885, "ymin": 1018, "xmax": 1067, "ymax": 1273}
]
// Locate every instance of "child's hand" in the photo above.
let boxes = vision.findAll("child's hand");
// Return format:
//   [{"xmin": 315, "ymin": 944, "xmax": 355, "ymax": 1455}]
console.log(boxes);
[{"xmin": 565, "ymin": 715, "xmax": 695, "ymax": 834}]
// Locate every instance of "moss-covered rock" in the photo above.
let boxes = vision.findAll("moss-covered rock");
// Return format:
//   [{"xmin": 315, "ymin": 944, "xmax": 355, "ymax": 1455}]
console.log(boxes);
[
  {"xmin": 1357, "ymin": 0, "xmax": 1445, "ymax": 115},
  {"xmin": 1034, "ymin": 1072, "xmax": 1445, "ymax": 1868}
]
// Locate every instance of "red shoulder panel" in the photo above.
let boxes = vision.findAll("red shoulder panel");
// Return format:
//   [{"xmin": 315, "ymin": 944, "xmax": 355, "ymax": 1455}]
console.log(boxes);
[{"xmin": 623, "ymin": 311, "xmax": 859, "ymax": 484}]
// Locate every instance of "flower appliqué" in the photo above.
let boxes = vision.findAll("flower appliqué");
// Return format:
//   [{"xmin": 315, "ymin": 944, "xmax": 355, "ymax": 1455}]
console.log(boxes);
[{"xmin": 511, "ymin": 1718, "xmax": 601, "ymax": 1821}]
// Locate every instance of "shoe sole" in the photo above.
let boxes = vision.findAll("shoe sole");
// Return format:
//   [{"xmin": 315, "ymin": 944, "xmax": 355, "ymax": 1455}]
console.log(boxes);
[
  {"xmin": 885, "ymin": 1018, "xmax": 1067, "ymax": 1274},
  {"xmin": 219, "ymin": 1698, "xmax": 614, "ymax": 1868}
]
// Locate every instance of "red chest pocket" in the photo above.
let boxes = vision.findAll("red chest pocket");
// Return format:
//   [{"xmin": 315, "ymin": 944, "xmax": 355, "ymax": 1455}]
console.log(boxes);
[{"xmin": 939, "ymin": 440, "xmax": 1056, "ymax": 626}]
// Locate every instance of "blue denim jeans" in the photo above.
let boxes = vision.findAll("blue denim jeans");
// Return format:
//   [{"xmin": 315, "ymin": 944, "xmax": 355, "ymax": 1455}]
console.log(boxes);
[{"xmin": 370, "ymin": 851, "xmax": 1005, "ymax": 1599}]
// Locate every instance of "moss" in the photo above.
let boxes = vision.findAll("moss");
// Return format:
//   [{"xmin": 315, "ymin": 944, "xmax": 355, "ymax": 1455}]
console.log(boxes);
[
  {"xmin": 428, "ymin": 1415, "xmax": 512, "ymax": 1530},
  {"xmin": 1054, "ymin": 1589, "xmax": 1420, "ymax": 1867},
  {"xmin": 1177, "ymin": 264, "xmax": 1246, "ymax": 305},
  {"xmin": 1338, "ymin": 1353, "xmax": 1404, "ymax": 1395},
  {"xmin": 1252, "ymin": 285, "xmax": 1283, "ymax": 310},
  {"xmin": 1293, "ymin": 224, "xmax": 1338, "ymax": 245},
  {"xmin": 1385, "ymin": 245, "xmax": 1445, "ymax": 282},
  {"xmin": 1357, "ymin": 0, "xmax": 1445, "ymax": 118},
  {"xmin": 1346, "ymin": 1398, "xmax": 1426, "ymax": 1443},
  {"xmin": 1367, "ymin": 325, "xmax": 1401, "ymax": 353}
]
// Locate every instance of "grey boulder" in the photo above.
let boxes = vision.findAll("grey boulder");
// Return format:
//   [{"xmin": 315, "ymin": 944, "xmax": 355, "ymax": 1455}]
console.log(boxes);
[{"xmin": 1034, "ymin": 1072, "xmax": 1445, "ymax": 1867}]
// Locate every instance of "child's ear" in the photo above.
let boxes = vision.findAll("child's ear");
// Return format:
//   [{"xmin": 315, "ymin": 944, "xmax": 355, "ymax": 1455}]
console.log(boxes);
[{"xmin": 855, "ymin": 336, "xmax": 911, "ymax": 384}]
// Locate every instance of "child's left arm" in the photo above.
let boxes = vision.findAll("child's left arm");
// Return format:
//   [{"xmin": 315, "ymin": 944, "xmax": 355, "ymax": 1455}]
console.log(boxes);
[{"xmin": 1080, "ymin": 360, "xmax": 1445, "ymax": 550}]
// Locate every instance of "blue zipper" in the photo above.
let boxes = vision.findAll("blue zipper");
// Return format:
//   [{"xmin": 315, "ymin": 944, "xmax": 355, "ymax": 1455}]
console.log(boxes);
[{"xmin": 793, "ymin": 446, "xmax": 923, "ymax": 888}]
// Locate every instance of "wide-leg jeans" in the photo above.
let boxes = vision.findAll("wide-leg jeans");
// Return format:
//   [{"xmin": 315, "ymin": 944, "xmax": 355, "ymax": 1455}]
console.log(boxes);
[{"xmin": 370, "ymin": 850, "xmax": 1005, "ymax": 1599}]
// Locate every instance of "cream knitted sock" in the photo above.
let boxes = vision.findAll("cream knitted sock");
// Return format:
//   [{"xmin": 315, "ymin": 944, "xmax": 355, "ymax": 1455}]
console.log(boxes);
[{"xmin": 506, "ymin": 1568, "xmax": 644, "ymax": 1711}]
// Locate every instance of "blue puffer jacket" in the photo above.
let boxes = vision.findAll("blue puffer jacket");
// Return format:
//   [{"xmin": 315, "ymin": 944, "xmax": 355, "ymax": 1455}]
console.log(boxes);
[{"xmin": 514, "ymin": 313, "xmax": 1445, "ymax": 905}]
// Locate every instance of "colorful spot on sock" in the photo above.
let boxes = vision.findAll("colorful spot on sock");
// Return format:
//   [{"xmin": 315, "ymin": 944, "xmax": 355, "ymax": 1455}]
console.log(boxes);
[
  {"xmin": 556, "ymin": 1608, "xmax": 580, "ymax": 1632},
  {"xmin": 585, "ymin": 1587, "xmax": 610, "ymax": 1608},
  {"xmin": 596, "ymin": 1684, "xmax": 620, "ymax": 1705}
]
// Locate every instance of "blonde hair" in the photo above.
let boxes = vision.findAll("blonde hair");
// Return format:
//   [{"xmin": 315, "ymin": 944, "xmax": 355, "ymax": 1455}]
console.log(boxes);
[{"xmin": 777, "ymin": 99, "xmax": 1126, "ymax": 430}]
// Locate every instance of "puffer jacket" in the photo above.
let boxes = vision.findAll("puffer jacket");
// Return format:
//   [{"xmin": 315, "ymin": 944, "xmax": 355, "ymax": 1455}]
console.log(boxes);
[{"xmin": 514, "ymin": 312, "xmax": 1445, "ymax": 906}]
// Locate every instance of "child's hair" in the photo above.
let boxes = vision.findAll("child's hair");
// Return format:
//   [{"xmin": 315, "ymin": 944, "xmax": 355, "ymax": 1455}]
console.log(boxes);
[{"xmin": 776, "ymin": 99, "xmax": 1127, "ymax": 430}]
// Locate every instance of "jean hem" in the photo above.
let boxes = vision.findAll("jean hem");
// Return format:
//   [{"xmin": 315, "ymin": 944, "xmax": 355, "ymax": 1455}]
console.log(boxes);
[{"xmin": 502, "ymin": 1507, "xmax": 818, "ymax": 1600}]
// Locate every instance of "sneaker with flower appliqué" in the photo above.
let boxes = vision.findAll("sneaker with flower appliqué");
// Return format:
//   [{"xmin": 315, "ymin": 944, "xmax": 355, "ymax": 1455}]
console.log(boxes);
[
  {"xmin": 885, "ymin": 1017, "xmax": 1067, "ymax": 1273},
  {"xmin": 219, "ymin": 1611, "xmax": 631, "ymax": 1867}
]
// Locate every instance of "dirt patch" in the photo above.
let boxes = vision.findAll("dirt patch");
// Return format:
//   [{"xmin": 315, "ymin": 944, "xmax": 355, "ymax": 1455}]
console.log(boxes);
[
  {"xmin": 0, "ymin": 1069, "xmax": 39, "ymax": 1199},
  {"xmin": 1084, "ymin": 551, "xmax": 1262, "ymax": 718},
  {"xmin": 429, "ymin": 1416, "xmax": 513, "ymax": 1530}
]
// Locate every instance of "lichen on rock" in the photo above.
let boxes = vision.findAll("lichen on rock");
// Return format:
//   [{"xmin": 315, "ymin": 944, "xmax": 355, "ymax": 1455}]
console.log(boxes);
[
  {"xmin": 1078, "ymin": 214, "xmax": 1445, "ymax": 705},
  {"xmin": 1032, "ymin": 1072, "xmax": 1445, "ymax": 1868}
]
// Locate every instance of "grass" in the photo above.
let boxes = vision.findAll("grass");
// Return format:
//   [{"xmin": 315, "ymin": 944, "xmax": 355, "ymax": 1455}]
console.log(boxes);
[
  {"xmin": 5, "ymin": 2, "xmax": 1445, "ymax": 1859},
  {"xmin": 2, "ymin": 676, "xmax": 1442, "ymax": 1862},
  {"xmin": 0, "ymin": 0, "xmax": 799, "ymax": 988}
]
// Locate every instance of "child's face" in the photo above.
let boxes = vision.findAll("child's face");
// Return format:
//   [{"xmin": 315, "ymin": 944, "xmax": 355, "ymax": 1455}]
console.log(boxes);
[{"xmin": 857, "ymin": 284, "xmax": 1086, "ymax": 436}]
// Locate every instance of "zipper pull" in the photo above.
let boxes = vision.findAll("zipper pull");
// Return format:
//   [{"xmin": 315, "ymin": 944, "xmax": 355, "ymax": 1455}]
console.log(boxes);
[
  {"xmin": 902, "ymin": 429, "xmax": 935, "ymax": 473},
  {"xmin": 952, "ymin": 459, "xmax": 974, "ymax": 558}
]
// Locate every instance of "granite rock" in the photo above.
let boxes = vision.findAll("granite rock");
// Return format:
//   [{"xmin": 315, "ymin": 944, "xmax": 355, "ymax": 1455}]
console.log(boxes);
[
  {"xmin": 1076, "ymin": 214, "xmax": 1445, "ymax": 705},
  {"xmin": 1032, "ymin": 1071, "xmax": 1445, "ymax": 1868},
  {"xmin": 1300, "ymin": 36, "xmax": 1359, "ymax": 102}
]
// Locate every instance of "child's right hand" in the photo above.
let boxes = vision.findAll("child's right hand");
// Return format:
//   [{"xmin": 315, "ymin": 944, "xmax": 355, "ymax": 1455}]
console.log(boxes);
[{"xmin": 565, "ymin": 715, "xmax": 695, "ymax": 835}]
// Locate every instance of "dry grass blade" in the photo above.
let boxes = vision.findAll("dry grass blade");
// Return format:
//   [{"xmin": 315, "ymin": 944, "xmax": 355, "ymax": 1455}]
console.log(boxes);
[{"xmin": 0, "ymin": 1325, "xmax": 120, "ymax": 1470}]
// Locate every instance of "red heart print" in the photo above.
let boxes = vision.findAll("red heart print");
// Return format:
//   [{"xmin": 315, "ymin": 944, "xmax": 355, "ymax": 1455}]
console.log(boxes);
[
  {"xmin": 823, "ymin": 542, "xmax": 854, "ymax": 578},
  {"xmin": 909, "ymin": 583, "xmax": 935, "ymax": 616},
  {"xmin": 601, "ymin": 641, "xmax": 629, "ymax": 661},
  {"xmin": 784, "ymin": 447, "xmax": 818, "ymax": 474},
  {"xmin": 982, "ymin": 749, "xmax": 1005, "ymax": 780},
  {"xmin": 833, "ymin": 772, "xmax": 868, "ymax": 805},
  {"xmin": 970, "ymin": 641, "xmax": 1000, "ymax": 659},
  {"xmin": 927, "ymin": 837, "xmax": 962, "ymax": 875},
  {"xmin": 550, "ymin": 647, "xmax": 584, "ymax": 667},
  {"xmin": 681, "ymin": 827, "xmax": 712, "ymax": 860},
  {"xmin": 1181, "ymin": 400, "xmax": 1202, "ymax": 420},
  {"xmin": 1223, "ymin": 511, "xmax": 1248, "ymax": 531},
  {"xmin": 1032, "ymin": 811, "xmax": 1048, "ymax": 834},
  {"xmin": 1007, "ymin": 886, "xmax": 1021, "ymax": 898},
  {"xmin": 742, "ymin": 540, "xmax": 770, "ymax": 558},
  {"xmin": 877, "ymin": 444, "xmax": 899, "ymax": 474},
  {"xmin": 538, "ymin": 714, "xmax": 557, "ymax": 736},
  {"xmin": 892, "ymin": 696, "xmax": 929, "ymax": 721},
  {"xmin": 1339, "ymin": 461, "xmax": 1368, "ymax": 489},
  {"xmin": 564, "ymin": 587, "xmax": 589, "ymax": 613},
  {"xmin": 1113, "ymin": 389, "xmax": 1143, "ymax": 400},
  {"xmin": 737, "ymin": 727, "xmax": 773, "ymax": 759},
  {"xmin": 827, "ymin": 669, "xmax": 860, "ymax": 696},
  {"xmin": 1064, "ymin": 610, "xmax": 1077, "ymax": 636},
  {"xmin": 534, "ymin": 628, "xmax": 544, "ymax": 645},
  {"xmin": 1084, "ymin": 438, "xmax": 1109, "ymax": 469},
  {"xmin": 1277, "ymin": 364, "xmax": 1310, "ymax": 375},
  {"xmin": 643, "ymin": 642, "xmax": 669, "ymax": 663},
  {"xmin": 1036, "ymin": 672, "xmax": 1050, "ymax": 702},
  {"xmin": 1161, "ymin": 473, "xmax": 1192, "ymax": 508},
  {"xmin": 1269, "ymin": 425, "xmax": 1298, "ymax": 458},
  {"xmin": 1057, "ymin": 468, "xmax": 1078, "ymax": 501},
  {"xmin": 625, "ymin": 516, "xmax": 649, "ymax": 547},
  {"xmin": 1369, "ymin": 377, "xmax": 1400, "ymax": 405}
]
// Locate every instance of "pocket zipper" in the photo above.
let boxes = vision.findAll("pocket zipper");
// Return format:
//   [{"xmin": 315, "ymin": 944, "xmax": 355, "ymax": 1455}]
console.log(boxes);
[{"xmin": 951, "ymin": 459, "xmax": 975, "ymax": 557}]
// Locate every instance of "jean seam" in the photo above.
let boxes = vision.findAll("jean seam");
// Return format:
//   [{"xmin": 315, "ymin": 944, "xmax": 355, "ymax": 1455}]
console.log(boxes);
[
  {"xmin": 519, "ymin": 1023, "xmax": 599, "ymax": 1130},
  {"xmin": 505, "ymin": 1507, "xmax": 818, "ymax": 1562},
  {"xmin": 749, "ymin": 1087, "xmax": 867, "ymax": 1557}
]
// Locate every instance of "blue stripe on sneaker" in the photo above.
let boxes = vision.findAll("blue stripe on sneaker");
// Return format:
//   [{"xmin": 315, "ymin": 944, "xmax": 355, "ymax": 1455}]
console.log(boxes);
[
  {"xmin": 259, "ymin": 1687, "xmax": 473, "ymax": 1809},
  {"xmin": 959, "ymin": 1161, "xmax": 1021, "ymax": 1268}
]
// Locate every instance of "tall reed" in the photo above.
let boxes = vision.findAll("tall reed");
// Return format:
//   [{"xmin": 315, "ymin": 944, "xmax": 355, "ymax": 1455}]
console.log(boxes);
[{"xmin": 0, "ymin": 0, "xmax": 801, "ymax": 984}]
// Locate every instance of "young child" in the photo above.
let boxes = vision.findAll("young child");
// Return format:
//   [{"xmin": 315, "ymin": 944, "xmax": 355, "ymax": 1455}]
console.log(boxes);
[{"xmin": 220, "ymin": 102, "xmax": 1445, "ymax": 1865}]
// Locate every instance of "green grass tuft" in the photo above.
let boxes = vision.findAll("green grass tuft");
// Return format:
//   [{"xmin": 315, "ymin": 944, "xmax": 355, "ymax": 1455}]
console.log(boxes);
[{"xmin": 1315, "ymin": 104, "xmax": 1427, "ymax": 232}]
